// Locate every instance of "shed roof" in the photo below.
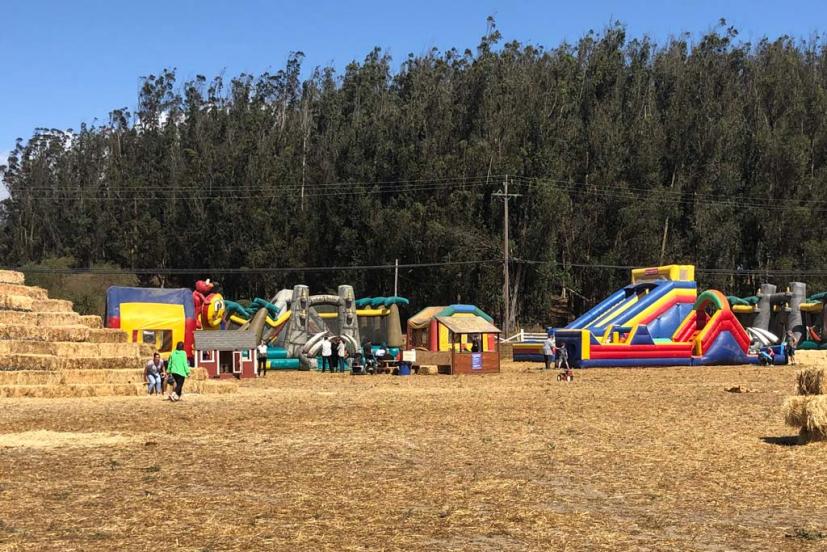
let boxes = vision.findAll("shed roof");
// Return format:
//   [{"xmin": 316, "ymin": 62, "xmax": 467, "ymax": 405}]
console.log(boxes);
[
  {"xmin": 436, "ymin": 316, "xmax": 501, "ymax": 334},
  {"xmin": 194, "ymin": 330, "xmax": 258, "ymax": 351}
]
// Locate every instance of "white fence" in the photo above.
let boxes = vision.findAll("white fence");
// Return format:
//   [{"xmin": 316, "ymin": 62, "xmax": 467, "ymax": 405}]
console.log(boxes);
[{"xmin": 501, "ymin": 329, "xmax": 547, "ymax": 343}]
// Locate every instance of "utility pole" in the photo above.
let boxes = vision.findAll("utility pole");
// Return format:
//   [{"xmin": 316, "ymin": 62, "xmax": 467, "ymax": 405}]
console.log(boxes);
[
  {"xmin": 493, "ymin": 176, "xmax": 520, "ymax": 337},
  {"xmin": 393, "ymin": 258, "xmax": 399, "ymax": 298}
]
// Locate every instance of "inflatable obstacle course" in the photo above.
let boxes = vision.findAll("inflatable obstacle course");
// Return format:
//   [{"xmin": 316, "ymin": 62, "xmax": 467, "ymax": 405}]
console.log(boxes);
[{"xmin": 514, "ymin": 265, "xmax": 776, "ymax": 367}]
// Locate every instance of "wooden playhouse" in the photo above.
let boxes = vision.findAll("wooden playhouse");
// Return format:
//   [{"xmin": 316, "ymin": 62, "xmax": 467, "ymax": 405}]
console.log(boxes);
[
  {"xmin": 406, "ymin": 305, "xmax": 501, "ymax": 374},
  {"xmin": 194, "ymin": 330, "xmax": 258, "ymax": 379}
]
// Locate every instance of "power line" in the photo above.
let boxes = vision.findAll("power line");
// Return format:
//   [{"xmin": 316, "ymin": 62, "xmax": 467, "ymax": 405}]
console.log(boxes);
[
  {"xmin": 513, "ymin": 258, "xmax": 827, "ymax": 277},
  {"xmin": 7, "ymin": 258, "xmax": 500, "ymax": 275},
  {"xmin": 6, "ymin": 178, "xmax": 500, "ymax": 201},
  {"xmin": 511, "ymin": 176, "xmax": 827, "ymax": 213}
]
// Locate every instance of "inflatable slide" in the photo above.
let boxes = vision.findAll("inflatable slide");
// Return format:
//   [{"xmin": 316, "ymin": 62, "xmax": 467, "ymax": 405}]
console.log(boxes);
[{"xmin": 513, "ymin": 265, "xmax": 780, "ymax": 367}]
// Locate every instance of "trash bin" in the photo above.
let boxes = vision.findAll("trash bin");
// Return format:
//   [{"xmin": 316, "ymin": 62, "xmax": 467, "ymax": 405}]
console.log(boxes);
[{"xmin": 398, "ymin": 362, "xmax": 411, "ymax": 376}]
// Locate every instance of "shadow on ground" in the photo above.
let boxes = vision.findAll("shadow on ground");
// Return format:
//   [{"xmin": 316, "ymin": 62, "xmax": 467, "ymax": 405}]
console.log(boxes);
[{"xmin": 761, "ymin": 435, "xmax": 803, "ymax": 447}]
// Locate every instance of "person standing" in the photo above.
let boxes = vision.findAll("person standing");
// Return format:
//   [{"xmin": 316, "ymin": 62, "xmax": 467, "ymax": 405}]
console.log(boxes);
[
  {"xmin": 256, "ymin": 340, "xmax": 268, "ymax": 377},
  {"xmin": 542, "ymin": 331, "xmax": 556, "ymax": 371},
  {"xmin": 785, "ymin": 331, "xmax": 798, "ymax": 365},
  {"xmin": 337, "ymin": 338, "xmax": 349, "ymax": 372},
  {"xmin": 320, "ymin": 337, "xmax": 333, "ymax": 373},
  {"xmin": 144, "ymin": 352, "xmax": 164, "ymax": 396},
  {"xmin": 167, "ymin": 342, "xmax": 190, "ymax": 401},
  {"xmin": 330, "ymin": 337, "xmax": 340, "ymax": 373},
  {"xmin": 557, "ymin": 344, "xmax": 570, "ymax": 370}
]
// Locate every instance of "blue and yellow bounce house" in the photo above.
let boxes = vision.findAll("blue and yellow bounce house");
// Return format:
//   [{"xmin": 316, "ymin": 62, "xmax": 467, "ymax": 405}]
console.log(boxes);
[{"xmin": 105, "ymin": 287, "xmax": 196, "ymax": 359}]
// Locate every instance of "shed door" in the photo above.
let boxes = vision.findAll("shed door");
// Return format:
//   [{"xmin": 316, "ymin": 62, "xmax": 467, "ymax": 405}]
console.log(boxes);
[{"xmin": 232, "ymin": 351, "xmax": 243, "ymax": 374}]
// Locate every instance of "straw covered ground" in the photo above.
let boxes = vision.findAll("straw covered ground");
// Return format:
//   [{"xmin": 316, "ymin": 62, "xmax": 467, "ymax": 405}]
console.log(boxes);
[{"xmin": 1, "ymin": 356, "xmax": 826, "ymax": 551}]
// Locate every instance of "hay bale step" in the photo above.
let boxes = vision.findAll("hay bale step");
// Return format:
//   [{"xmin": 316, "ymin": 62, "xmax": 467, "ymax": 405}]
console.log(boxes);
[
  {"xmin": 0, "ymin": 367, "xmax": 209, "ymax": 385},
  {"xmin": 79, "ymin": 315, "xmax": 103, "ymax": 329},
  {"xmin": 0, "ymin": 311, "xmax": 81, "ymax": 327},
  {"xmin": 0, "ymin": 378, "xmax": 236, "ymax": 398},
  {"xmin": 0, "ymin": 271, "xmax": 25, "ymax": 285},
  {"xmin": 188, "ymin": 380, "xmax": 238, "ymax": 394},
  {"xmin": 783, "ymin": 395, "xmax": 827, "ymax": 442},
  {"xmin": 31, "ymin": 298, "xmax": 73, "ymax": 312},
  {"xmin": 0, "ymin": 354, "xmax": 146, "ymax": 371},
  {"xmin": 0, "ymin": 369, "xmax": 144, "ymax": 386},
  {"xmin": 87, "ymin": 328, "xmax": 128, "ymax": 343},
  {"xmin": 6, "ymin": 341, "xmax": 142, "ymax": 358},
  {"xmin": 796, "ymin": 367, "xmax": 826, "ymax": 395},
  {"xmin": 0, "ymin": 324, "xmax": 91, "ymax": 342},
  {"xmin": 0, "ymin": 294, "xmax": 34, "ymax": 311},
  {"xmin": 0, "ymin": 383, "xmax": 145, "ymax": 398},
  {"xmin": 0, "ymin": 283, "xmax": 48, "ymax": 300}
]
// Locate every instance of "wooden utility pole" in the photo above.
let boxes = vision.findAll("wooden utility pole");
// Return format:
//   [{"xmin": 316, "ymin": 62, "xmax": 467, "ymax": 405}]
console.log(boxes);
[
  {"xmin": 493, "ymin": 176, "xmax": 520, "ymax": 337},
  {"xmin": 394, "ymin": 258, "xmax": 399, "ymax": 297}
]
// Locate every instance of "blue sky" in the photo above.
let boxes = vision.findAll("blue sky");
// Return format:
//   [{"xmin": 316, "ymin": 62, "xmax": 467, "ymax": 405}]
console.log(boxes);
[{"xmin": 1, "ymin": 0, "xmax": 825, "ymax": 165}]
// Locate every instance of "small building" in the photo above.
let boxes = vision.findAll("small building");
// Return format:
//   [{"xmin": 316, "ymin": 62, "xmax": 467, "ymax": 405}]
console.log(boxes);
[
  {"xmin": 194, "ymin": 330, "xmax": 258, "ymax": 379},
  {"xmin": 407, "ymin": 304, "xmax": 498, "ymax": 353},
  {"xmin": 408, "ymin": 316, "xmax": 501, "ymax": 375}
]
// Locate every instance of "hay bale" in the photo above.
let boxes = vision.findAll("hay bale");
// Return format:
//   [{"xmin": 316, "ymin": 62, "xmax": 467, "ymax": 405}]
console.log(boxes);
[
  {"xmin": 418, "ymin": 365, "xmax": 438, "ymax": 375},
  {"xmin": 87, "ymin": 329, "xmax": 128, "ymax": 343},
  {"xmin": 79, "ymin": 315, "xmax": 103, "ymax": 329},
  {"xmin": 190, "ymin": 380, "xmax": 238, "ymax": 394},
  {"xmin": 784, "ymin": 395, "xmax": 827, "ymax": 441},
  {"xmin": 796, "ymin": 367, "xmax": 827, "ymax": 395},
  {"xmin": 0, "ymin": 325, "xmax": 92, "ymax": 342},
  {"xmin": 0, "ymin": 270, "xmax": 25, "ymax": 285},
  {"xmin": 31, "ymin": 299, "xmax": 73, "ymax": 312},
  {"xmin": 0, "ymin": 283, "xmax": 47, "ymax": 300},
  {"xmin": 0, "ymin": 294, "xmax": 34, "ymax": 311}
]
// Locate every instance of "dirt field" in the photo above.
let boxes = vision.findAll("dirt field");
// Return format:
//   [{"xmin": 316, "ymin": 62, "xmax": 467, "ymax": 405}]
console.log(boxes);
[{"xmin": 1, "ymin": 356, "xmax": 826, "ymax": 551}]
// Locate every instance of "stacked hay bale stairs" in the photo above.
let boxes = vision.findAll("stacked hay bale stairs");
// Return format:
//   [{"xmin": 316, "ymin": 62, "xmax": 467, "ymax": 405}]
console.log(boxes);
[
  {"xmin": 783, "ymin": 365, "xmax": 827, "ymax": 442},
  {"xmin": 0, "ymin": 271, "xmax": 236, "ymax": 398}
]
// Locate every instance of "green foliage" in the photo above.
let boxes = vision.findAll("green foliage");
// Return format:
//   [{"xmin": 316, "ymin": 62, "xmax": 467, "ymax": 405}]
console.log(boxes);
[
  {"xmin": 21, "ymin": 258, "xmax": 138, "ymax": 316},
  {"xmin": 2, "ymin": 21, "xmax": 827, "ymax": 324}
]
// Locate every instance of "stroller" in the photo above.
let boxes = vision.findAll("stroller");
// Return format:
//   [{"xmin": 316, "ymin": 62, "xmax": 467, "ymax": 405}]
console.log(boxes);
[{"xmin": 350, "ymin": 352, "xmax": 377, "ymax": 375}]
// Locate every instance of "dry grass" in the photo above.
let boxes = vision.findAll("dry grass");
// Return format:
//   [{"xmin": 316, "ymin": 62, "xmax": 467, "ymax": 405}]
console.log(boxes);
[
  {"xmin": 0, "ymin": 359, "xmax": 824, "ymax": 550},
  {"xmin": 0, "ymin": 430, "xmax": 133, "ymax": 448},
  {"xmin": 796, "ymin": 367, "xmax": 826, "ymax": 395}
]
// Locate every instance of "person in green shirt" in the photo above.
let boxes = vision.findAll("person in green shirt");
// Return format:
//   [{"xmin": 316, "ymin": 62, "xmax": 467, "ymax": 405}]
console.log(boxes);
[{"xmin": 167, "ymin": 342, "xmax": 190, "ymax": 401}]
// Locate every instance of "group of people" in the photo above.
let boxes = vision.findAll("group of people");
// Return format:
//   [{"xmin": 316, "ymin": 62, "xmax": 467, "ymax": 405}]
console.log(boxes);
[
  {"xmin": 542, "ymin": 331, "xmax": 570, "ymax": 371},
  {"xmin": 319, "ymin": 336, "xmax": 352, "ymax": 373},
  {"xmin": 143, "ymin": 342, "xmax": 191, "ymax": 400},
  {"xmin": 251, "ymin": 336, "xmax": 395, "ymax": 377}
]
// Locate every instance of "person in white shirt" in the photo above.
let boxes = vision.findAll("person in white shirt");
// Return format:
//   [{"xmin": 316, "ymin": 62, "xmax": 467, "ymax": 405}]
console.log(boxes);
[
  {"xmin": 337, "ymin": 338, "xmax": 348, "ymax": 372},
  {"xmin": 320, "ymin": 337, "xmax": 334, "ymax": 372},
  {"xmin": 542, "ymin": 331, "xmax": 556, "ymax": 371},
  {"xmin": 256, "ymin": 340, "xmax": 268, "ymax": 377}
]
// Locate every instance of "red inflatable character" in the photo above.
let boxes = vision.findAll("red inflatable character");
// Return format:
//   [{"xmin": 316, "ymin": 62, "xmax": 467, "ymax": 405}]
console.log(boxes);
[{"xmin": 193, "ymin": 279, "xmax": 216, "ymax": 329}]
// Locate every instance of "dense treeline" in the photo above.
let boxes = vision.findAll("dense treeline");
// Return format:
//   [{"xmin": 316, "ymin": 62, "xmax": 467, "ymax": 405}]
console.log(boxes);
[{"xmin": 2, "ymin": 20, "xmax": 827, "ymax": 326}]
